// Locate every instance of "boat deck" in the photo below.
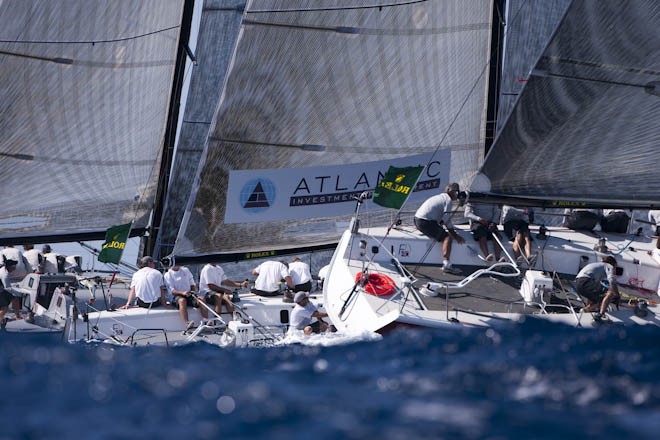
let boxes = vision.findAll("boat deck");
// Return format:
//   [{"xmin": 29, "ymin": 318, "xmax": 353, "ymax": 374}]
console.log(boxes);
[{"xmin": 406, "ymin": 264, "xmax": 582, "ymax": 314}]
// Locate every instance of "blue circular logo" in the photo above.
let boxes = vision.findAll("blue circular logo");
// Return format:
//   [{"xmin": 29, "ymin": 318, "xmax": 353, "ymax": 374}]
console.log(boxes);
[{"xmin": 240, "ymin": 178, "xmax": 276, "ymax": 213}]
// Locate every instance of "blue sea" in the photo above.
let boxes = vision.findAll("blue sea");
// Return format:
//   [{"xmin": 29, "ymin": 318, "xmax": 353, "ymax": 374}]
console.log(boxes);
[{"xmin": 2, "ymin": 319, "xmax": 659, "ymax": 440}]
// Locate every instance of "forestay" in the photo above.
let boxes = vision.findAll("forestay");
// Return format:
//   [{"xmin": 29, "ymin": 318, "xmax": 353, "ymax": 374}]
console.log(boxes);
[
  {"xmin": 479, "ymin": 1, "xmax": 660, "ymax": 208},
  {"xmin": 173, "ymin": 0, "xmax": 494, "ymax": 261},
  {"xmin": 0, "ymin": 0, "xmax": 184, "ymax": 243}
]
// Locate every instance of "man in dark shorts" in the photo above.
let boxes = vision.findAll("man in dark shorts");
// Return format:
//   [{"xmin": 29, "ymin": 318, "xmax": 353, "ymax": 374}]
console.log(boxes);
[
  {"xmin": 502, "ymin": 205, "xmax": 533, "ymax": 264},
  {"xmin": 575, "ymin": 256, "xmax": 620, "ymax": 320},
  {"xmin": 464, "ymin": 202, "xmax": 503, "ymax": 262},
  {"xmin": 414, "ymin": 183, "xmax": 466, "ymax": 274}
]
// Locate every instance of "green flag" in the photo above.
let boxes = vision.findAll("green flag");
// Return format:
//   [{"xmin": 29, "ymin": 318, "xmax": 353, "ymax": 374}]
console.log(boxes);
[
  {"xmin": 98, "ymin": 223, "xmax": 132, "ymax": 264},
  {"xmin": 373, "ymin": 165, "xmax": 424, "ymax": 209}
]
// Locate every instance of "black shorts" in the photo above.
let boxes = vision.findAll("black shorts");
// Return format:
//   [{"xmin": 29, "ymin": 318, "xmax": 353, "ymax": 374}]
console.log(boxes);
[
  {"xmin": 250, "ymin": 288, "xmax": 279, "ymax": 297},
  {"xmin": 504, "ymin": 220, "xmax": 529, "ymax": 241},
  {"xmin": 0, "ymin": 290, "xmax": 13, "ymax": 308},
  {"xmin": 137, "ymin": 298, "xmax": 161, "ymax": 309},
  {"xmin": 294, "ymin": 281, "xmax": 312, "ymax": 293},
  {"xmin": 414, "ymin": 217, "xmax": 448, "ymax": 242},
  {"xmin": 310, "ymin": 321, "xmax": 322, "ymax": 333},
  {"xmin": 173, "ymin": 294, "xmax": 198, "ymax": 308},
  {"xmin": 576, "ymin": 277, "xmax": 606, "ymax": 303},
  {"xmin": 204, "ymin": 292, "xmax": 229, "ymax": 305},
  {"xmin": 470, "ymin": 222, "xmax": 500, "ymax": 241}
]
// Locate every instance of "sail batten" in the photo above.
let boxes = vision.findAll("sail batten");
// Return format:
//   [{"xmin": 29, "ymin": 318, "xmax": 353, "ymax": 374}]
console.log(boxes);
[{"xmin": 173, "ymin": 0, "xmax": 494, "ymax": 259}]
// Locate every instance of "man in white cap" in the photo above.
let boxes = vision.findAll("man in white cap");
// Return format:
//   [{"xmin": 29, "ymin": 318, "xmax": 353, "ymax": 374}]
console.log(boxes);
[{"xmin": 289, "ymin": 291, "xmax": 330, "ymax": 335}]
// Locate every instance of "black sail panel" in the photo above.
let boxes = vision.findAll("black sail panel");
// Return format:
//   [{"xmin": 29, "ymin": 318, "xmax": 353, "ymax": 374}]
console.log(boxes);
[{"xmin": 480, "ymin": 1, "xmax": 660, "ymax": 207}]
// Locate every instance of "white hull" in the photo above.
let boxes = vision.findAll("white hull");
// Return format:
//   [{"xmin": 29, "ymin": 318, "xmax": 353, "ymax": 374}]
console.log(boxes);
[
  {"xmin": 64, "ymin": 291, "xmax": 324, "ymax": 347},
  {"xmin": 323, "ymin": 223, "xmax": 660, "ymax": 332}
]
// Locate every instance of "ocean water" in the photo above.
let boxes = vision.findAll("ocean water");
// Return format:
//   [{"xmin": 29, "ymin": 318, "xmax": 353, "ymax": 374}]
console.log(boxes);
[{"xmin": 2, "ymin": 319, "xmax": 659, "ymax": 440}]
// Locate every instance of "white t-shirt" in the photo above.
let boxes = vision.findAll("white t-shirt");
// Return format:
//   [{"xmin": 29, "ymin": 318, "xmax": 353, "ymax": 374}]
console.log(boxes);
[
  {"xmin": 130, "ymin": 267, "xmax": 165, "ymax": 303},
  {"xmin": 0, "ymin": 267, "xmax": 20, "ymax": 296},
  {"xmin": 415, "ymin": 193, "xmax": 454, "ymax": 226},
  {"xmin": 318, "ymin": 265, "xmax": 329, "ymax": 281},
  {"xmin": 199, "ymin": 264, "xmax": 227, "ymax": 293},
  {"xmin": 164, "ymin": 267, "xmax": 196, "ymax": 300},
  {"xmin": 42, "ymin": 253, "xmax": 60, "ymax": 274},
  {"xmin": 289, "ymin": 302, "xmax": 317, "ymax": 330},
  {"xmin": 289, "ymin": 260, "xmax": 311, "ymax": 286},
  {"xmin": 254, "ymin": 261, "xmax": 289, "ymax": 292},
  {"xmin": 23, "ymin": 249, "xmax": 42, "ymax": 273},
  {"xmin": 1, "ymin": 248, "xmax": 28, "ymax": 281}
]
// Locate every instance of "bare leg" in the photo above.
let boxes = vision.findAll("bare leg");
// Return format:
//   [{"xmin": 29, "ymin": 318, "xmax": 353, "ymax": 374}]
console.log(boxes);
[
  {"xmin": 11, "ymin": 298, "xmax": 22, "ymax": 319},
  {"xmin": 600, "ymin": 290, "xmax": 619, "ymax": 315},
  {"xmin": 195, "ymin": 297, "xmax": 209, "ymax": 320},
  {"xmin": 442, "ymin": 236, "xmax": 453, "ymax": 261},
  {"xmin": 176, "ymin": 297, "xmax": 189, "ymax": 324},
  {"xmin": 478, "ymin": 237, "xmax": 489, "ymax": 259},
  {"xmin": 222, "ymin": 295, "xmax": 234, "ymax": 314},
  {"xmin": 523, "ymin": 232, "xmax": 532, "ymax": 258},
  {"xmin": 512, "ymin": 235, "xmax": 521, "ymax": 259}
]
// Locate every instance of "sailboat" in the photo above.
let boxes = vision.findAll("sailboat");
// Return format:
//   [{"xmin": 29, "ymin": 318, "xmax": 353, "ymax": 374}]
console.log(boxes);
[{"xmin": 322, "ymin": 0, "xmax": 660, "ymax": 332}]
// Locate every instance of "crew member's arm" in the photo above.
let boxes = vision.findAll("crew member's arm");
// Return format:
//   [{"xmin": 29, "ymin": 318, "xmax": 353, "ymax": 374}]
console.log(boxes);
[
  {"xmin": 221, "ymin": 279, "xmax": 249, "ymax": 289},
  {"xmin": 122, "ymin": 287, "xmax": 136, "ymax": 309},
  {"xmin": 208, "ymin": 282, "xmax": 231, "ymax": 295}
]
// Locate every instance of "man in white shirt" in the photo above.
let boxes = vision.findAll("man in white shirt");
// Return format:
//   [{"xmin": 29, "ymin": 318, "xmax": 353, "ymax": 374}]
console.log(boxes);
[
  {"xmin": 0, "ymin": 259, "xmax": 23, "ymax": 322},
  {"xmin": 464, "ymin": 202, "xmax": 503, "ymax": 263},
  {"xmin": 121, "ymin": 256, "xmax": 166, "ymax": 309},
  {"xmin": 1, "ymin": 246, "xmax": 29, "ymax": 281},
  {"xmin": 199, "ymin": 262, "xmax": 248, "ymax": 316},
  {"xmin": 575, "ymin": 255, "xmax": 620, "ymax": 320},
  {"xmin": 165, "ymin": 265, "xmax": 207, "ymax": 328},
  {"xmin": 251, "ymin": 260, "xmax": 293, "ymax": 297},
  {"xmin": 22, "ymin": 244, "xmax": 44, "ymax": 273},
  {"xmin": 289, "ymin": 292, "xmax": 330, "ymax": 335},
  {"xmin": 288, "ymin": 257, "xmax": 312, "ymax": 292},
  {"xmin": 414, "ymin": 182, "xmax": 465, "ymax": 274}
]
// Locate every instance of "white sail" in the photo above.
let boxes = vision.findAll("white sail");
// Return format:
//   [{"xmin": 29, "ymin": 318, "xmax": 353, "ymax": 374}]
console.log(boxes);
[
  {"xmin": 0, "ymin": 0, "xmax": 185, "ymax": 243},
  {"xmin": 173, "ymin": 0, "xmax": 495, "ymax": 261}
]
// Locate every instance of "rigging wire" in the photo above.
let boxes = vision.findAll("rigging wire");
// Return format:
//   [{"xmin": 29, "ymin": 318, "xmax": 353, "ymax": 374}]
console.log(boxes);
[
  {"xmin": 0, "ymin": 25, "xmax": 180, "ymax": 45},
  {"xmin": 247, "ymin": 0, "xmax": 429, "ymax": 14}
]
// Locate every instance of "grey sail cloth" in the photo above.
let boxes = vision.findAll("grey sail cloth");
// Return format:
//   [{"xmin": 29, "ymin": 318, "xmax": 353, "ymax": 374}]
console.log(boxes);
[
  {"xmin": 156, "ymin": 0, "xmax": 244, "ymax": 259},
  {"xmin": 495, "ymin": 0, "xmax": 571, "ymax": 135},
  {"xmin": 172, "ymin": 0, "xmax": 493, "ymax": 260},
  {"xmin": 0, "ymin": 0, "xmax": 184, "ymax": 241},
  {"xmin": 479, "ymin": 0, "xmax": 660, "ymax": 206}
]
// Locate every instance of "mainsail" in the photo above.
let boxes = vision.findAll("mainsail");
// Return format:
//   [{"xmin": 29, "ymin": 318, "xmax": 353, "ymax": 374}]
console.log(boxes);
[
  {"xmin": 0, "ymin": 0, "xmax": 185, "ymax": 244},
  {"xmin": 172, "ymin": 0, "xmax": 495, "ymax": 262},
  {"xmin": 477, "ymin": 0, "xmax": 660, "ymax": 209}
]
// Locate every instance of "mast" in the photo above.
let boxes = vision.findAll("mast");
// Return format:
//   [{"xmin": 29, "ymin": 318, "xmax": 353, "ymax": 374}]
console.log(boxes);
[
  {"xmin": 485, "ymin": 0, "xmax": 506, "ymax": 154},
  {"xmin": 145, "ymin": 0, "xmax": 196, "ymax": 258}
]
